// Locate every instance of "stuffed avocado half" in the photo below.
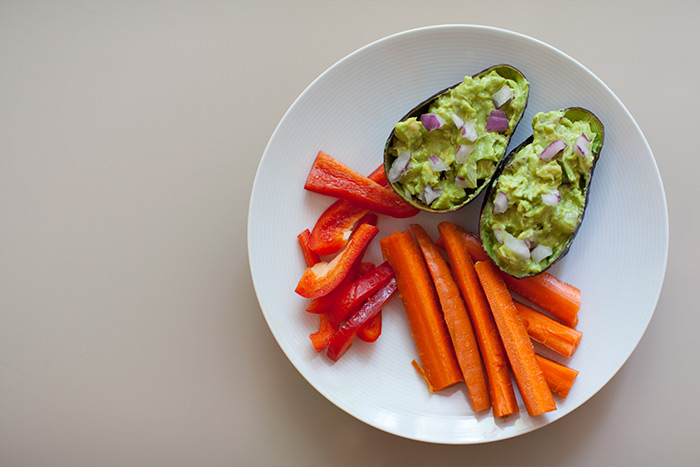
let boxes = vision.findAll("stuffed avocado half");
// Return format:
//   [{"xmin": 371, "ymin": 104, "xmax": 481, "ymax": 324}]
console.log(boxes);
[
  {"xmin": 480, "ymin": 108, "xmax": 604, "ymax": 278},
  {"xmin": 384, "ymin": 65, "xmax": 529, "ymax": 213}
]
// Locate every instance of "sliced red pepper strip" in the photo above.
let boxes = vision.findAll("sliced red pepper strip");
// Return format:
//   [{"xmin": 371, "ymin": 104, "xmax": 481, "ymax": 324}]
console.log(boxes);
[
  {"xmin": 297, "ymin": 229, "xmax": 321, "ymax": 267},
  {"xmin": 326, "ymin": 261, "xmax": 395, "ymax": 327},
  {"xmin": 309, "ymin": 314, "xmax": 337, "ymax": 352},
  {"xmin": 359, "ymin": 261, "xmax": 376, "ymax": 275},
  {"xmin": 305, "ymin": 260, "xmax": 363, "ymax": 314},
  {"xmin": 305, "ymin": 220, "xmax": 377, "ymax": 314},
  {"xmin": 357, "ymin": 312, "xmax": 382, "ymax": 342},
  {"xmin": 308, "ymin": 165, "xmax": 388, "ymax": 256},
  {"xmin": 295, "ymin": 222, "xmax": 379, "ymax": 299},
  {"xmin": 304, "ymin": 151, "xmax": 419, "ymax": 219},
  {"xmin": 326, "ymin": 278, "xmax": 398, "ymax": 361}
]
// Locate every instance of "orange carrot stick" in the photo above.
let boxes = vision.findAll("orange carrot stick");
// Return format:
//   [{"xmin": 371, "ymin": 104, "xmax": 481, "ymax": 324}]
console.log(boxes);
[
  {"xmin": 411, "ymin": 224, "xmax": 491, "ymax": 411},
  {"xmin": 380, "ymin": 230, "xmax": 463, "ymax": 392},
  {"xmin": 501, "ymin": 272, "xmax": 581, "ymax": 327},
  {"xmin": 454, "ymin": 226, "xmax": 491, "ymax": 262},
  {"xmin": 514, "ymin": 301, "xmax": 582, "ymax": 357},
  {"xmin": 475, "ymin": 260, "xmax": 556, "ymax": 416},
  {"xmin": 438, "ymin": 222, "xmax": 519, "ymax": 417},
  {"xmin": 535, "ymin": 354, "xmax": 579, "ymax": 399}
]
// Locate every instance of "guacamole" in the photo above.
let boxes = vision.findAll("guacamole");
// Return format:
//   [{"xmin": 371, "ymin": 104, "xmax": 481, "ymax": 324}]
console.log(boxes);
[
  {"xmin": 386, "ymin": 68, "xmax": 529, "ymax": 210},
  {"xmin": 480, "ymin": 110, "xmax": 602, "ymax": 277}
]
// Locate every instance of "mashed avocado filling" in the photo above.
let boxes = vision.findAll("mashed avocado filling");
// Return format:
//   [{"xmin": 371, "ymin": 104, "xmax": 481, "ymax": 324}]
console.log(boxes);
[
  {"xmin": 387, "ymin": 70, "xmax": 528, "ymax": 210},
  {"xmin": 481, "ymin": 110, "xmax": 601, "ymax": 277}
]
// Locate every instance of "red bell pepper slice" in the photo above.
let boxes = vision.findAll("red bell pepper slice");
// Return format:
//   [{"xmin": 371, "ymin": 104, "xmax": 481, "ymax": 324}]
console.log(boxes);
[
  {"xmin": 326, "ymin": 261, "xmax": 395, "ymax": 327},
  {"xmin": 308, "ymin": 165, "xmax": 388, "ymax": 256},
  {"xmin": 295, "ymin": 222, "xmax": 379, "ymax": 299},
  {"xmin": 357, "ymin": 312, "xmax": 382, "ymax": 342},
  {"xmin": 326, "ymin": 278, "xmax": 398, "ymax": 361},
  {"xmin": 305, "ymin": 220, "xmax": 377, "ymax": 314},
  {"xmin": 309, "ymin": 314, "xmax": 337, "ymax": 352},
  {"xmin": 304, "ymin": 151, "xmax": 419, "ymax": 219},
  {"xmin": 297, "ymin": 229, "xmax": 321, "ymax": 267},
  {"xmin": 305, "ymin": 260, "xmax": 363, "ymax": 314}
]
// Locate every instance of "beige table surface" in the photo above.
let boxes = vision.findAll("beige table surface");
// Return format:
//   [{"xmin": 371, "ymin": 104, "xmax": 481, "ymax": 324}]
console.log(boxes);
[{"xmin": 1, "ymin": 1, "xmax": 697, "ymax": 466}]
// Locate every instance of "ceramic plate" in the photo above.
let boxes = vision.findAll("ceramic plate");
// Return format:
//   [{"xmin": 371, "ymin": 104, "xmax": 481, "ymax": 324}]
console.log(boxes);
[{"xmin": 248, "ymin": 25, "xmax": 668, "ymax": 443}]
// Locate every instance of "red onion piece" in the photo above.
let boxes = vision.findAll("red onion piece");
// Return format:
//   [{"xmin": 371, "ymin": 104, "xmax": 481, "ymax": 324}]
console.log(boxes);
[
  {"xmin": 420, "ymin": 113, "xmax": 445, "ymax": 132},
  {"xmin": 541, "ymin": 188, "xmax": 562, "ymax": 206},
  {"xmin": 421, "ymin": 185, "xmax": 442, "ymax": 205},
  {"xmin": 485, "ymin": 110, "xmax": 509, "ymax": 132},
  {"xmin": 530, "ymin": 244, "xmax": 553, "ymax": 263},
  {"xmin": 574, "ymin": 133, "xmax": 591, "ymax": 158},
  {"xmin": 461, "ymin": 120, "xmax": 478, "ymax": 141},
  {"xmin": 455, "ymin": 144, "xmax": 474, "ymax": 165},
  {"xmin": 539, "ymin": 138, "xmax": 567, "ymax": 161},
  {"xmin": 504, "ymin": 232, "xmax": 530, "ymax": 260},
  {"xmin": 428, "ymin": 155, "xmax": 450, "ymax": 172},
  {"xmin": 492, "ymin": 85, "xmax": 515, "ymax": 108},
  {"xmin": 493, "ymin": 191, "xmax": 508, "ymax": 214},
  {"xmin": 455, "ymin": 176, "xmax": 468, "ymax": 189},
  {"xmin": 493, "ymin": 228, "xmax": 505, "ymax": 244},
  {"xmin": 388, "ymin": 150, "xmax": 411, "ymax": 183},
  {"xmin": 451, "ymin": 113, "xmax": 465, "ymax": 129}
]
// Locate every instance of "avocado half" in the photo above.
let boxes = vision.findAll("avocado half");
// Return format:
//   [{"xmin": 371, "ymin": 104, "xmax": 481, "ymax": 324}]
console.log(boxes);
[
  {"xmin": 479, "ymin": 107, "xmax": 605, "ymax": 278},
  {"xmin": 383, "ymin": 64, "xmax": 529, "ymax": 213}
]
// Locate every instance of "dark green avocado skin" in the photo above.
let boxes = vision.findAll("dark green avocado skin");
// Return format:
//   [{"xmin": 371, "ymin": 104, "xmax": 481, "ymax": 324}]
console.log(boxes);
[{"xmin": 479, "ymin": 107, "xmax": 605, "ymax": 278}]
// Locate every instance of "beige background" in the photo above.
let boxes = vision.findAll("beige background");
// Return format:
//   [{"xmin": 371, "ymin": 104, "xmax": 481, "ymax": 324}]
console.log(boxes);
[{"xmin": 0, "ymin": 1, "xmax": 696, "ymax": 466}]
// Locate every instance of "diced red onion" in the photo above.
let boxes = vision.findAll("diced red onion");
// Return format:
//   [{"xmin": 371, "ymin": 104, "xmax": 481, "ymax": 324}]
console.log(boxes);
[
  {"xmin": 493, "ymin": 191, "xmax": 508, "ymax": 214},
  {"xmin": 428, "ymin": 155, "xmax": 450, "ymax": 172},
  {"xmin": 461, "ymin": 120, "xmax": 478, "ymax": 142},
  {"xmin": 420, "ymin": 113, "xmax": 445, "ymax": 132},
  {"xmin": 539, "ymin": 138, "xmax": 567, "ymax": 161},
  {"xmin": 455, "ymin": 176, "xmax": 469, "ymax": 189},
  {"xmin": 493, "ymin": 228, "xmax": 505, "ymax": 244},
  {"xmin": 574, "ymin": 133, "xmax": 591, "ymax": 158},
  {"xmin": 492, "ymin": 85, "xmax": 515, "ymax": 108},
  {"xmin": 504, "ymin": 232, "xmax": 530, "ymax": 260},
  {"xmin": 530, "ymin": 244, "xmax": 553, "ymax": 263},
  {"xmin": 541, "ymin": 188, "xmax": 562, "ymax": 206},
  {"xmin": 455, "ymin": 144, "xmax": 474, "ymax": 165},
  {"xmin": 451, "ymin": 113, "xmax": 465, "ymax": 129},
  {"xmin": 388, "ymin": 150, "xmax": 411, "ymax": 183},
  {"xmin": 485, "ymin": 110, "xmax": 509, "ymax": 132},
  {"xmin": 422, "ymin": 184, "xmax": 442, "ymax": 205}
]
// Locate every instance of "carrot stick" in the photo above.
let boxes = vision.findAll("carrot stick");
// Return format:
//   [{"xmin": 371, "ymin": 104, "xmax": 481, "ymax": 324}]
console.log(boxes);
[
  {"xmin": 475, "ymin": 260, "xmax": 556, "ymax": 416},
  {"xmin": 380, "ymin": 230, "xmax": 463, "ymax": 392},
  {"xmin": 411, "ymin": 224, "xmax": 491, "ymax": 411},
  {"xmin": 501, "ymin": 272, "xmax": 581, "ymax": 327},
  {"xmin": 438, "ymin": 222, "xmax": 519, "ymax": 417},
  {"xmin": 514, "ymin": 301, "xmax": 582, "ymax": 357},
  {"xmin": 443, "ymin": 225, "xmax": 490, "ymax": 262},
  {"xmin": 535, "ymin": 354, "xmax": 579, "ymax": 399}
]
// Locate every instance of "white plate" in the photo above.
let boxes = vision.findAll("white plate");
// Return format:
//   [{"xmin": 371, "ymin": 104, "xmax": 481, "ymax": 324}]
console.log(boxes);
[{"xmin": 248, "ymin": 25, "xmax": 668, "ymax": 443}]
